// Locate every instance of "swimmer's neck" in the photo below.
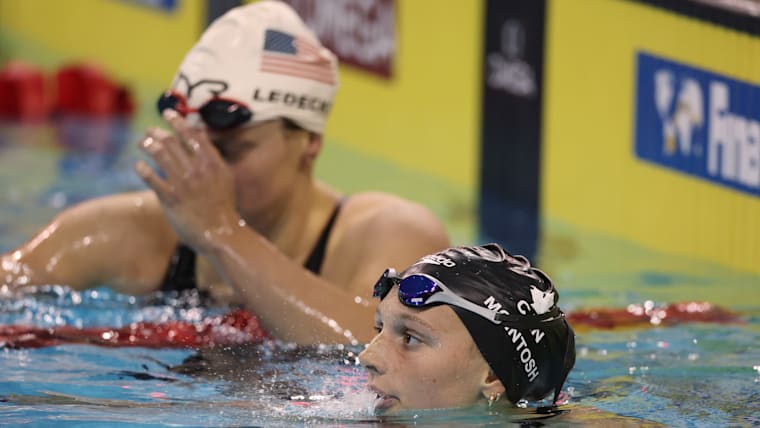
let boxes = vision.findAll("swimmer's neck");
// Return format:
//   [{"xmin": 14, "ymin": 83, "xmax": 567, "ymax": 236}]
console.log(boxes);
[{"xmin": 242, "ymin": 180, "xmax": 340, "ymax": 261}]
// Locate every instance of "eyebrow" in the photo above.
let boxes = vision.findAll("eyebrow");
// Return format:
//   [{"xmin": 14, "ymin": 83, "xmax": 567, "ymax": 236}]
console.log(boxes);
[
  {"xmin": 210, "ymin": 137, "xmax": 231, "ymax": 148},
  {"xmin": 211, "ymin": 138, "xmax": 256, "ymax": 155},
  {"xmin": 375, "ymin": 308, "xmax": 437, "ymax": 332},
  {"xmin": 399, "ymin": 312, "xmax": 436, "ymax": 329},
  {"xmin": 209, "ymin": 129, "xmax": 255, "ymax": 146}
]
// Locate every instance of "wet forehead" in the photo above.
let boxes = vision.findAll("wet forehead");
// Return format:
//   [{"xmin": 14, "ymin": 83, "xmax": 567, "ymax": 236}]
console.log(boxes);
[
  {"xmin": 208, "ymin": 118, "xmax": 283, "ymax": 139},
  {"xmin": 377, "ymin": 288, "xmax": 465, "ymax": 334}
]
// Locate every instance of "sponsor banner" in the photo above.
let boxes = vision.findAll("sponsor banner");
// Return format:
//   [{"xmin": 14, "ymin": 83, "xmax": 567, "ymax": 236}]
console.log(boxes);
[
  {"xmin": 542, "ymin": 0, "xmax": 760, "ymax": 276},
  {"xmin": 282, "ymin": 0, "xmax": 396, "ymax": 78},
  {"xmin": 478, "ymin": 0, "xmax": 546, "ymax": 258},
  {"xmin": 635, "ymin": 52, "xmax": 760, "ymax": 197}
]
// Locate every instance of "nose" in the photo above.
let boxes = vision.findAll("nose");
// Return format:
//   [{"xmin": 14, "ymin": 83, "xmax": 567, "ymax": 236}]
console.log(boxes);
[{"xmin": 358, "ymin": 334, "xmax": 385, "ymax": 375}]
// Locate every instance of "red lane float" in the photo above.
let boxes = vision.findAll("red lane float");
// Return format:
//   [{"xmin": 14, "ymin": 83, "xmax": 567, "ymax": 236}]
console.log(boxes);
[
  {"xmin": 0, "ymin": 309, "xmax": 269, "ymax": 349},
  {"xmin": 566, "ymin": 301, "xmax": 742, "ymax": 329},
  {"xmin": 0, "ymin": 301, "xmax": 744, "ymax": 349}
]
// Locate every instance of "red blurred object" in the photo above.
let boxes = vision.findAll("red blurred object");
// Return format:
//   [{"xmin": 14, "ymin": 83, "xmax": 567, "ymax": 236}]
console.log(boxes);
[
  {"xmin": 53, "ymin": 63, "xmax": 134, "ymax": 117},
  {"xmin": 0, "ymin": 60, "xmax": 49, "ymax": 120},
  {"xmin": 567, "ymin": 301, "xmax": 742, "ymax": 329},
  {"xmin": 0, "ymin": 308, "xmax": 270, "ymax": 349}
]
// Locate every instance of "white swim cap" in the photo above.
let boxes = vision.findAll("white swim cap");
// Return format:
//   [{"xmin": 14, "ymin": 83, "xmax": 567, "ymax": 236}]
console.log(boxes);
[{"xmin": 169, "ymin": 0, "xmax": 338, "ymax": 134}]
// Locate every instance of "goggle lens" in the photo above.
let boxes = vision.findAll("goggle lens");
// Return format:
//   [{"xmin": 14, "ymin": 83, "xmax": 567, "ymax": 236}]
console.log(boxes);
[
  {"xmin": 157, "ymin": 92, "xmax": 182, "ymax": 113},
  {"xmin": 197, "ymin": 100, "xmax": 252, "ymax": 130},
  {"xmin": 396, "ymin": 275, "xmax": 440, "ymax": 307},
  {"xmin": 156, "ymin": 91, "xmax": 253, "ymax": 131},
  {"xmin": 371, "ymin": 269, "xmax": 443, "ymax": 307}
]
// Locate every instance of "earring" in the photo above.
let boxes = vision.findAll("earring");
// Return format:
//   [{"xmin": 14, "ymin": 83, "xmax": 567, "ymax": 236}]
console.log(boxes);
[{"xmin": 487, "ymin": 392, "xmax": 502, "ymax": 408}]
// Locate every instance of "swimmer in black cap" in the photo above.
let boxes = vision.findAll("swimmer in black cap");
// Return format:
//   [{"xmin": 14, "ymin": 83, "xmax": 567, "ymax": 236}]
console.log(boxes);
[{"xmin": 360, "ymin": 243, "xmax": 575, "ymax": 414}]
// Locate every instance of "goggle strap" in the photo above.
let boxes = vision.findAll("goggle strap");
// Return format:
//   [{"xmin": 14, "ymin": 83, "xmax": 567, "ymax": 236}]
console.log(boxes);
[
  {"xmin": 424, "ymin": 292, "xmax": 504, "ymax": 325},
  {"xmin": 496, "ymin": 309, "xmax": 566, "ymax": 330},
  {"xmin": 372, "ymin": 268, "xmax": 399, "ymax": 299}
]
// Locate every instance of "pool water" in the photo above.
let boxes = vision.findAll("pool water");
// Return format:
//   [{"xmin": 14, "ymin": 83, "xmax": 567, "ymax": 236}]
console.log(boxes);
[{"xmin": 1, "ymin": 120, "xmax": 759, "ymax": 426}]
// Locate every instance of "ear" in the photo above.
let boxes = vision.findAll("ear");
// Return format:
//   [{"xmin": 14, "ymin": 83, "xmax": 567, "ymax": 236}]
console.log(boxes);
[
  {"xmin": 296, "ymin": 132, "xmax": 322, "ymax": 171},
  {"xmin": 303, "ymin": 133, "xmax": 323, "ymax": 163},
  {"xmin": 480, "ymin": 370, "xmax": 506, "ymax": 401}
]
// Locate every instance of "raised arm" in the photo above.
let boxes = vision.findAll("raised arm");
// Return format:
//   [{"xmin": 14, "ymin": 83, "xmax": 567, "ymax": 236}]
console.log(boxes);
[
  {"xmin": 197, "ymin": 194, "xmax": 448, "ymax": 345},
  {"xmin": 1, "ymin": 191, "xmax": 177, "ymax": 295},
  {"xmin": 135, "ymin": 111, "xmax": 449, "ymax": 344}
]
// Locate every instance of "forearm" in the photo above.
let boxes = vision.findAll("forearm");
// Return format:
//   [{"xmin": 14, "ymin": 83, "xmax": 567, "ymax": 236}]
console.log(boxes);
[{"xmin": 200, "ymin": 226, "xmax": 376, "ymax": 345}]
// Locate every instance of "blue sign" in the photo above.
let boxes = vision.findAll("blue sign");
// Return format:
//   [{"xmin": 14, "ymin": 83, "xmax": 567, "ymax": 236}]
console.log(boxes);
[{"xmin": 635, "ymin": 52, "xmax": 760, "ymax": 197}]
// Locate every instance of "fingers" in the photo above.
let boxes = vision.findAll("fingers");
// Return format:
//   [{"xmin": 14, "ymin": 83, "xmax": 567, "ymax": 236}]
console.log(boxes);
[
  {"xmin": 162, "ymin": 110, "xmax": 201, "ymax": 154},
  {"xmin": 137, "ymin": 109, "xmax": 234, "ymax": 203},
  {"xmin": 150, "ymin": 127, "xmax": 193, "ymax": 173},
  {"xmin": 138, "ymin": 128, "xmax": 187, "ymax": 183},
  {"xmin": 134, "ymin": 160, "xmax": 177, "ymax": 204},
  {"xmin": 162, "ymin": 109, "xmax": 224, "ymax": 164}
]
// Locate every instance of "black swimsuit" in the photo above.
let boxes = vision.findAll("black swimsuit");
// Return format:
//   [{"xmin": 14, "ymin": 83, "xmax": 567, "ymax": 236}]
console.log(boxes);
[{"xmin": 159, "ymin": 199, "xmax": 344, "ymax": 294}]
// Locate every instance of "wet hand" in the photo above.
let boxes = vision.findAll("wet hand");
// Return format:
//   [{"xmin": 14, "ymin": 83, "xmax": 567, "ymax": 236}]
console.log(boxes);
[{"xmin": 134, "ymin": 110, "xmax": 242, "ymax": 252}]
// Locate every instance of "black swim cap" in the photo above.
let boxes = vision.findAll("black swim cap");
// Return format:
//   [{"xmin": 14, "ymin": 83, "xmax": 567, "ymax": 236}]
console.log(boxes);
[{"xmin": 399, "ymin": 243, "xmax": 576, "ymax": 405}]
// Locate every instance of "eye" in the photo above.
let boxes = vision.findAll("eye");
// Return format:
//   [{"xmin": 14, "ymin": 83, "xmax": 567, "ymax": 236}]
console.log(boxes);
[
  {"xmin": 402, "ymin": 331, "xmax": 422, "ymax": 346},
  {"xmin": 213, "ymin": 141, "xmax": 256, "ymax": 163},
  {"xmin": 372, "ymin": 323, "xmax": 382, "ymax": 334},
  {"xmin": 217, "ymin": 146, "xmax": 246, "ymax": 163}
]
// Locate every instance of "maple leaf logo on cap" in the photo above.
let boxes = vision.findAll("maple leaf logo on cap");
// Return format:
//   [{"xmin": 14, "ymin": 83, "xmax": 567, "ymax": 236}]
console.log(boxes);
[{"xmin": 529, "ymin": 286, "xmax": 555, "ymax": 315}]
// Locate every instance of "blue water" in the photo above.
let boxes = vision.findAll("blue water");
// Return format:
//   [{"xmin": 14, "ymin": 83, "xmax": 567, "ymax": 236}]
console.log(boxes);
[{"xmin": 1, "ymin": 119, "xmax": 759, "ymax": 426}]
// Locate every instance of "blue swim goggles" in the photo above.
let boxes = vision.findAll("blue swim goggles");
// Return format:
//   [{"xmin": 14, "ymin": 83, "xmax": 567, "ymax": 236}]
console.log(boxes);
[{"xmin": 372, "ymin": 268, "xmax": 509, "ymax": 325}]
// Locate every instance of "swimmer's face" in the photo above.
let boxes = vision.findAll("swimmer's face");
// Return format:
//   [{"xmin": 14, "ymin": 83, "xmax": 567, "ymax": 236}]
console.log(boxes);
[
  {"xmin": 359, "ymin": 286, "xmax": 504, "ymax": 415},
  {"xmin": 206, "ymin": 119, "xmax": 318, "ymax": 224}
]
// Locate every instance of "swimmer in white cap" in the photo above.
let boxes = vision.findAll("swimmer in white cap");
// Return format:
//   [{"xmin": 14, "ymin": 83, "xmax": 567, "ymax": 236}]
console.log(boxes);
[{"xmin": 1, "ymin": 1, "xmax": 449, "ymax": 345}]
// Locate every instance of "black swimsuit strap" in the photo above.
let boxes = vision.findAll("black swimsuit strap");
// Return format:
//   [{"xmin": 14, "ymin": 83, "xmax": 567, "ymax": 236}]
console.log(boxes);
[
  {"xmin": 303, "ymin": 198, "xmax": 345, "ymax": 275},
  {"xmin": 160, "ymin": 198, "xmax": 346, "ymax": 292},
  {"xmin": 159, "ymin": 243, "xmax": 197, "ymax": 293}
]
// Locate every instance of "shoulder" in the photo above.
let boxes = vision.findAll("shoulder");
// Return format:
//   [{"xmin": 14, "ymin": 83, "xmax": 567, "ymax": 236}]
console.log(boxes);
[
  {"xmin": 336, "ymin": 192, "xmax": 449, "ymax": 270},
  {"xmin": 340, "ymin": 192, "xmax": 440, "ymax": 224},
  {"xmin": 56, "ymin": 190, "xmax": 165, "ymax": 227},
  {"xmin": 54, "ymin": 190, "xmax": 176, "ymax": 254},
  {"xmin": 340, "ymin": 192, "xmax": 447, "ymax": 240},
  {"xmin": 323, "ymin": 191, "xmax": 449, "ymax": 290},
  {"xmin": 11, "ymin": 190, "xmax": 177, "ymax": 293}
]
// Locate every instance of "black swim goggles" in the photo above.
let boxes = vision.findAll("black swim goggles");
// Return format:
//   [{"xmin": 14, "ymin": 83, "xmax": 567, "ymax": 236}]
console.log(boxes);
[
  {"xmin": 373, "ymin": 268, "xmax": 509, "ymax": 325},
  {"xmin": 156, "ymin": 90, "xmax": 253, "ymax": 131}
]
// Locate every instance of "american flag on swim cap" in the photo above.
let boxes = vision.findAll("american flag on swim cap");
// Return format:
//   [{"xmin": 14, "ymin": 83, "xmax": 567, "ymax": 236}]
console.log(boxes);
[{"xmin": 261, "ymin": 29, "xmax": 336, "ymax": 85}]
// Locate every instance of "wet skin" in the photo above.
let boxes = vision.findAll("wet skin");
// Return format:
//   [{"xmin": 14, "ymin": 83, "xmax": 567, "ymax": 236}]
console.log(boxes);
[{"xmin": 359, "ymin": 286, "xmax": 504, "ymax": 414}]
